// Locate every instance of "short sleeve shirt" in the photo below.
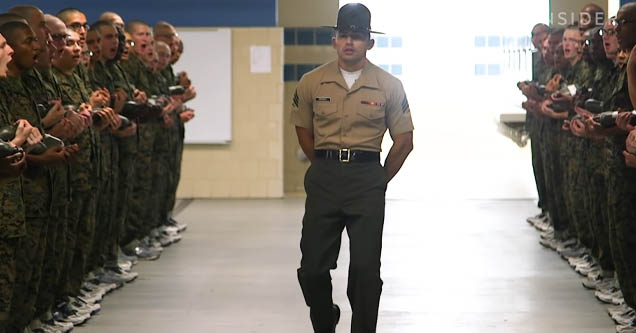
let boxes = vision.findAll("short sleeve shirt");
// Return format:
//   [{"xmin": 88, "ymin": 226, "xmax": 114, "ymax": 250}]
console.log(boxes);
[{"xmin": 291, "ymin": 60, "xmax": 414, "ymax": 152}]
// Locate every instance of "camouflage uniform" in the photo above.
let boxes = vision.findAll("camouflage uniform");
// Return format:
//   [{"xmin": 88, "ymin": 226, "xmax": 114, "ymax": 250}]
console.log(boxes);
[
  {"xmin": 21, "ymin": 67, "xmax": 74, "ymax": 320},
  {"xmin": 556, "ymin": 59, "xmax": 592, "ymax": 241},
  {"xmin": 88, "ymin": 60, "xmax": 119, "ymax": 273},
  {"xmin": 120, "ymin": 54, "xmax": 159, "ymax": 245},
  {"xmin": 105, "ymin": 61, "xmax": 138, "ymax": 266},
  {"xmin": 52, "ymin": 67, "xmax": 100, "ymax": 298},
  {"xmin": 529, "ymin": 52, "xmax": 548, "ymax": 212},
  {"xmin": 2, "ymin": 72, "xmax": 52, "ymax": 332},
  {"xmin": 582, "ymin": 61, "xmax": 617, "ymax": 273},
  {"xmin": 146, "ymin": 67, "xmax": 176, "ymax": 231},
  {"xmin": 603, "ymin": 63, "xmax": 636, "ymax": 310},
  {"xmin": 0, "ymin": 86, "xmax": 25, "ymax": 333},
  {"xmin": 538, "ymin": 66, "xmax": 570, "ymax": 238},
  {"xmin": 161, "ymin": 65, "xmax": 183, "ymax": 220}
]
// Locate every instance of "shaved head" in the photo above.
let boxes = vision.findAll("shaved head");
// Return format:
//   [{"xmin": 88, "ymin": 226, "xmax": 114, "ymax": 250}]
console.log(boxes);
[
  {"xmin": 56, "ymin": 8, "xmax": 83, "ymax": 23},
  {"xmin": 44, "ymin": 14, "xmax": 65, "ymax": 32},
  {"xmin": 125, "ymin": 20, "xmax": 149, "ymax": 35},
  {"xmin": 100, "ymin": 11, "xmax": 124, "ymax": 28},
  {"xmin": 0, "ymin": 13, "xmax": 28, "ymax": 27},
  {"xmin": 9, "ymin": 5, "xmax": 43, "ymax": 23}
]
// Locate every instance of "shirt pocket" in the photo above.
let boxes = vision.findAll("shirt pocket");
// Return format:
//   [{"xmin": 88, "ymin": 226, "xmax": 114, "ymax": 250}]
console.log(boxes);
[
  {"xmin": 353, "ymin": 101, "xmax": 387, "ymax": 140},
  {"xmin": 313, "ymin": 102, "xmax": 339, "ymax": 138}
]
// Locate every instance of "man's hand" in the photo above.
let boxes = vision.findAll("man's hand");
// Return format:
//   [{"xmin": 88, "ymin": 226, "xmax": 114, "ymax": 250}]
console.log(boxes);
[
  {"xmin": 63, "ymin": 144, "xmax": 80, "ymax": 163},
  {"xmin": 90, "ymin": 89, "xmax": 109, "ymax": 108},
  {"xmin": 624, "ymin": 151, "xmax": 636, "ymax": 168},
  {"xmin": 184, "ymin": 85, "xmax": 196, "ymax": 101},
  {"xmin": 11, "ymin": 119, "xmax": 33, "ymax": 147},
  {"xmin": 562, "ymin": 119, "xmax": 571, "ymax": 131},
  {"xmin": 546, "ymin": 74, "xmax": 563, "ymax": 93},
  {"xmin": 178, "ymin": 71, "xmax": 191, "ymax": 87},
  {"xmin": 47, "ymin": 119, "xmax": 73, "ymax": 140},
  {"xmin": 133, "ymin": 89, "xmax": 147, "ymax": 104},
  {"xmin": 179, "ymin": 109, "xmax": 195, "ymax": 123},
  {"xmin": 574, "ymin": 105, "xmax": 593, "ymax": 118},
  {"xmin": 627, "ymin": 129, "xmax": 636, "ymax": 154},
  {"xmin": 0, "ymin": 151, "xmax": 26, "ymax": 178},
  {"xmin": 570, "ymin": 118, "xmax": 587, "ymax": 137},
  {"xmin": 616, "ymin": 111, "xmax": 635, "ymax": 132},
  {"xmin": 384, "ymin": 131, "xmax": 413, "ymax": 183},
  {"xmin": 78, "ymin": 103, "xmax": 93, "ymax": 128},
  {"xmin": 113, "ymin": 89, "xmax": 127, "ymax": 114},
  {"xmin": 41, "ymin": 100, "xmax": 65, "ymax": 129},
  {"xmin": 64, "ymin": 109, "xmax": 86, "ymax": 138},
  {"xmin": 27, "ymin": 146, "xmax": 68, "ymax": 167}
]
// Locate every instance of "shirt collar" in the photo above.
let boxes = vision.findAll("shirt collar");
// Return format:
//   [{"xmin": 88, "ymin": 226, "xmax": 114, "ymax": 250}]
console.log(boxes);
[{"xmin": 321, "ymin": 59, "xmax": 379, "ymax": 91}]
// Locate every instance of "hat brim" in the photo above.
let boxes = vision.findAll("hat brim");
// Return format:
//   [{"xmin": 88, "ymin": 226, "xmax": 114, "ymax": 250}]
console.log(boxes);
[{"xmin": 321, "ymin": 26, "xmax": 384, "ymax": 35}]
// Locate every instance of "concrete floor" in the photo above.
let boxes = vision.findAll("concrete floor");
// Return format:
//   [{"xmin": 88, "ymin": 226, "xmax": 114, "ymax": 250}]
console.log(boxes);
[{"xmin": 76, "ymin": 198, "xmax": 616, "ymax": 333}]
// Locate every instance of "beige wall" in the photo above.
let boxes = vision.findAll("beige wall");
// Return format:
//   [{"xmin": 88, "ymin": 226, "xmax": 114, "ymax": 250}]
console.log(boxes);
[
  {"xmin": 176, "ymin": 28, "xmax": 284, "ymax": 199},
  {"xmin": 549, "ymin": 0, "xmax": 608, "ymax": 26},
  {"xmin": 278, "ymin": 0, "xmax": 339, "ymax": 27}
]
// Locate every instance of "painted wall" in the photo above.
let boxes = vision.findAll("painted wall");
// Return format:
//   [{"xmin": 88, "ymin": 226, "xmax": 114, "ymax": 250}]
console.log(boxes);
[
  {"xmin": 176, "ymin": 28, "xmax": 285, "ymax": 198},
  {"xmin": 278, "ymin": 0, "xmax": 338, "ymax": 27},
  {"xmin": 2, "ymin": 0, "xmax": 276, "ymax": 26}
]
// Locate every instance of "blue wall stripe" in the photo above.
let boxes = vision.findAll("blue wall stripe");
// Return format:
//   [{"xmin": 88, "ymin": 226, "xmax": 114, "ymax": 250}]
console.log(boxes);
[{"xmin": 3, "ymin": 0, "xmax": 277, "ymax": 27}]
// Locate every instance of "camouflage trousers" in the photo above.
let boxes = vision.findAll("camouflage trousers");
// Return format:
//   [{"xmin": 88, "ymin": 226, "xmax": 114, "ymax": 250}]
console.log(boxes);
[
  {"xmin": 0, "ymin": 237, "xmax": 19, "ymax": 333},
  {"xmin": 90, "ymin": 135, "xmax": 119, "ymax": 272},
  {"xmin": 561, "ymin": 137, "xmax": 592, "ymax": 244},
  {"xmin": 124, "ymin": 122, "xmax": 160, "ymax": 245},
  {"xmin": 166, "ymin": 121, "xmax": 185, "ymax": 217},
  {"xmin": 529, "ymin": 124, "xmax": 547, "ymax": 211},
  {"xmin": 8, "ymin": 217, "xmax": 48, "ymax": 332},
  {"xmin": 63, "ymin": 190, "xmax": 97, "ymax": 297},
  {"xmin": 34, "ymin": 205, "xmax": 68, "ymax": 317},
  {"xmin": 149, "ymin": 122, "xmax": 177, "ymax": 229},
  {"xmin": 105, "ymin": 136, "xmax": 138, "ymax": 265},
  {"xmin": 585, "ymin": 140, "xmax": 614, "ymax": 272},
  {"xmin": 540, "ymin": 121, "xmax": 569, "ymax": 235},
  {"xmin": 606, "ymin": 140, "xmax": 636, "ymax": 309}
]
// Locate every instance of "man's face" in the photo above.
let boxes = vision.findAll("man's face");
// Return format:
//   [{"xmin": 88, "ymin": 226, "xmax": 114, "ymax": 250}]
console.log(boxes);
[
  {"xmin": 131, "ymin": 25, "xmax": 151, "ymax": 56},
  {"xmin": 616, "ymin": 9, "xmax": 636, "ymax": 50},
  {"xmin": 47, "ymin": 21, "xmax": 68, "ymax": 60},
  {"xmin": 156, "ymin": 46, "xmax": 171, "ymax": 70},
  {"xmin": 64, "ymin": 12, "xmax": 88, "ymax": 46},
  {"xmin": 332, "ymin": 30, "xmax": 373, "ymax": 66},
  {"xmin": 80, "ymin": 43, "xmax": 90, "ymax": 66},
  {"xmin": 602, "ymin": 21, "xmax": 619, "ymax": 59},
  {"xmin": 155, "ymin": 26, "xmax": 178, "ymax": 46},
  {"xmin": 532, "ymin": 26, "xmax": 548, "ymax": 50},
  {"xmin": 563, "ymin": 29, "xmax": 583, "ymax": 60},
  {"xmin": 8, "ymin": 27, "xmax": 41, "ymax": 71},
  {"xmin": 170, "ymin": 39, "xmax": 181, "ymax": 64},
  {"xmin": 121, "ymin": 32, "xmax": 133, "ymax": 61},
  {"xmin": 56, "ymin": 31, "xmax": 81, "ymax": 70},
  {"xmin": 142, "ymin": 39, "xmax": 155, "ymax": 65},
  {"xmin": 0, "ymin": 33, "xmax": 15, "ymax": 77},
  {"xmin": 86, "ymin": 30, "xmax": 101, "ymax": 61},
  {"xmin": 99, "ymin": 25, "xmax": 119, "ymax": 61}
]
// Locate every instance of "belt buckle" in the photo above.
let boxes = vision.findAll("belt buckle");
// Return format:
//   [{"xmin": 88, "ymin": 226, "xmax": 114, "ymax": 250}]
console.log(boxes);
[{"xmin": 339, "ymin": 148, "xmax": 350, "ymax": 163}]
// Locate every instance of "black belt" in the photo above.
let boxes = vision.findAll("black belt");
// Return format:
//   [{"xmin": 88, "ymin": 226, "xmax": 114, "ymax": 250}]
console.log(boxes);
[{"xmin": 314, "ymin": 149, "xmax": 379, "ymax": 163}]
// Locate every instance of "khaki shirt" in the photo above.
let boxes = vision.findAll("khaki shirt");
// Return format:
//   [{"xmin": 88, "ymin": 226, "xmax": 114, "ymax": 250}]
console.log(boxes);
[{"xmin": 292, "ymin": 60, "xmax": 414, "ymax": 152}]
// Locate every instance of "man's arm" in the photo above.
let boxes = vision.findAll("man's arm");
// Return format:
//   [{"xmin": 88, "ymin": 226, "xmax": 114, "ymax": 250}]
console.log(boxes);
[
  {"xmin": 295, "ymin": 126, "xmax": 315, "ymax": 162},
  {"xmin": 384, "ymin": 131, "xmax": 413, "ymax": 182},
  {"xmin": 627, "ymin": 47, "xmax": 636, "ymax": 109}
]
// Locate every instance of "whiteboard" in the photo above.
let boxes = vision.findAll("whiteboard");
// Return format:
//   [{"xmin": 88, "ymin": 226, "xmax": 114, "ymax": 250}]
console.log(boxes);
[{"xmin": 173, "ymin": 28, "xmax": 232, "ymax": 144}]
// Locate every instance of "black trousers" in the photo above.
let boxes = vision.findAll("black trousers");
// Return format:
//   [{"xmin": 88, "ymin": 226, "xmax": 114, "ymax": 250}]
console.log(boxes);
[{"xmin": 298, "ymin": 159, "xmax": 387, "ymax": 333}]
